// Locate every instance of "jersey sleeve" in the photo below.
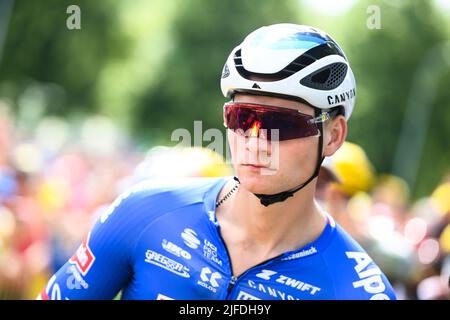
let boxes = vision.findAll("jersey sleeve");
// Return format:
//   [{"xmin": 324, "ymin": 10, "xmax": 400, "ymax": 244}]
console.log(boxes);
[
  {"xmin": 37, "ymin": 182, "xmax": 167, "ymax": 300},
  {"xmin": 331, "ymin": 251, "xmax": 397, "ymax": 300},
  {"xmin": 323, "ymin": 229, "xmax": 397, "ymax": 300}
]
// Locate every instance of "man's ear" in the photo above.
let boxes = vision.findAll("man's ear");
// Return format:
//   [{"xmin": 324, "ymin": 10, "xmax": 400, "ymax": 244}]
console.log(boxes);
[{"xmin": 323, "ymin": 115, "xmax": 347, "ymax": 157}]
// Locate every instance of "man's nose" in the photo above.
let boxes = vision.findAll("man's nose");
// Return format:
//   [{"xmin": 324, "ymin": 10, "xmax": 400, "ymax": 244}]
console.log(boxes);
[{"xmin": 245, "ymin": 130, "xmax": 271, "ymax": 155}]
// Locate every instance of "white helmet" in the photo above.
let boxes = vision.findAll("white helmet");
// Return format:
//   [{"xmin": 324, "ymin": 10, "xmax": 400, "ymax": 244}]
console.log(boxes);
[{"xmin": 221, "ymin": 23, "xmax": 356, "ymax": 119}]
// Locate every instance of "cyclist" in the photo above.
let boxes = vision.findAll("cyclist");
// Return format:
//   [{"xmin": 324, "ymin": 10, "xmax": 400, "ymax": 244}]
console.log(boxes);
[{"xmin": 39, "ymin": 23, "xmax": 396, "ymax": 300}]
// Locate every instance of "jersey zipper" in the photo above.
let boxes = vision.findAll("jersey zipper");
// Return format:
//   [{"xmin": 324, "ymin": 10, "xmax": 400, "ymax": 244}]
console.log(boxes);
[
  {"xmin": 227, "ymin": 276, "xmax": 237, "ymax": 295},
  {"xmin": 216, "ymin": 222, "xmax": 286, "ymax": 299},
  {"xmin": 212, "ymin": 206, "xmax": 287, "ymax": 299},
  {"xmin": 224, "ymin": 253, "xmax": 286, "ymax": 299}
]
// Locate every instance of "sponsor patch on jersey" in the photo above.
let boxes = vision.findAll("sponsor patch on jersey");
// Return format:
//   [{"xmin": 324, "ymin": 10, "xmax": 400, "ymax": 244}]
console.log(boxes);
[
  {"xmin": 207, "ymin": 210, "xmax": 217, "ymax": 225},
  {"xmin": 66, "ymin": 265, "xmax": 89, "ymax": 290},
  {"xmin": 247, "ymin": 279, "xmax": 300, "ymax": 300},
  {"xmin": 282, "ymin": 246, "xmax": 318, "ymax": 260},
  {"xmin": 69, "ymin": 234, "xmax": 96, "ymax": 276},
  {"xmin": 42, "ymin": 275, "xmax": 60, "ymax": 300},
  {"xmin": 255, "ymin": 270, "xmax": 277, "ymax": 280},
  {"xmin": 181, "ymin": 228, "xmax": 201, "ymax": 249},
  {"xmin": 236, "ymin": 290, "xmax": 261, "ymax": 300},
  {"xmin": 197, "ymin": 267, "xmax": 222, "ymax": 293},
  {"xmin": 162, "ymin": 239, "xmax": 192, "ymax": 260},
  {"xmin": 145, "ymin": 250, "xmax": 190, "ymax": 278},
  {"xmin": 346, "ymin": 251, "xmax": 390, "ymax": 300},
  {"xmin": 40, "ymin": 274, "xmax": 70, "ymax": 300},
  {"xmin": 203, "ymin": 239, "xmax": 223, "ymax": 266},
  {"xmin": 254, "ymin": 269, "xmax": 321, "ymax": 296}
]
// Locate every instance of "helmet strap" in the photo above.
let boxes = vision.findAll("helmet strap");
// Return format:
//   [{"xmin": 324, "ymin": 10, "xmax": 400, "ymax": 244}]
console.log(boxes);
[{"xmin": 235, "ymin": 108, "xmax": 325, "ymax": 207}]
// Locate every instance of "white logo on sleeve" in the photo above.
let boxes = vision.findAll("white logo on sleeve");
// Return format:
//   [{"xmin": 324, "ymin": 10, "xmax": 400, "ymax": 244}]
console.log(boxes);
[
  {"xmin": 181, "ymin": 228, "xmax": 201, "ymax": 249},
  {"xmin": 46, "ymin": 275, "xmax": 61, "ymax": 300},
  {"xmin": 69, "ymin": 234, "xmax": 95, "ymax": 276},
  {"xmin": 346, "ymin": 251, "xmax": 390, "ymax": 300}
]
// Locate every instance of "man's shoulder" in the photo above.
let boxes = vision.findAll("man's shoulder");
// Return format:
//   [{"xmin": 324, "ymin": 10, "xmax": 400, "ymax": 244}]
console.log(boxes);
[
  {"xmin": 322, "ymin": 223, "xmax": 397, "ymax": 300},
  {"xmin": 116, "ymin": 176, "xmax": 225, "ymax": 205},
  {"xmin": 98, "ymin": 177, "xmax": 226, "ymax": 225}
]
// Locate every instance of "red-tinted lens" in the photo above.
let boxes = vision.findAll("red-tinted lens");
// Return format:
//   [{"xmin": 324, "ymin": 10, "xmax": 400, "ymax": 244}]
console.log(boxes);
[{"xmin": 223, "ymin": 103, "xmax": 319, "ymax": 141}]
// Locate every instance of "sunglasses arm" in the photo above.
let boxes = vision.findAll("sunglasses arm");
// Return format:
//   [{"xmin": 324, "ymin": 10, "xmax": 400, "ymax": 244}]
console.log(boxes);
[{"xmin": 307, "ymin": 112, "xmax": 331, "ymax": 125}]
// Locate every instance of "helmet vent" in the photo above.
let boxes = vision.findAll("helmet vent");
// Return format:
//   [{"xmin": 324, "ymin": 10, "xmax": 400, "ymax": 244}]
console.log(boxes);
[
  {"xmin": 233, "ymin": 49, "xmax": 313, "ymax": 81},
  {"xmin": 233, "ymin": 41, "xmax": 346, "ymax": 83},
  {"xmin": 300, "ymin": 62, "xmax": 347, "ymax": 90}
]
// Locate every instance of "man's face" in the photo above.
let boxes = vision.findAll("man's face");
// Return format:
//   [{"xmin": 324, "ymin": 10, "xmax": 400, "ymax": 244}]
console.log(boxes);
[{"xmin": 227, "ymin": 93, "xmax": 321, "ymax": 195}]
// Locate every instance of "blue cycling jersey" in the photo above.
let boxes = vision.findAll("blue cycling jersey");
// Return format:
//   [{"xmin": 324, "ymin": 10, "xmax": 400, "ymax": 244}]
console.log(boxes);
[{"xmin": 39, "ymin": 177, "xmax": 396, "ymax": 300}]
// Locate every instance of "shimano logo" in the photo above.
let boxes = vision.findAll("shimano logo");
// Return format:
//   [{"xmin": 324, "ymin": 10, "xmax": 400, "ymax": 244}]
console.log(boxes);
[
  {"xmin": 346, "ymin": 251, "xmax": 390, "ymax": 300},
  {"xmin": 181, "ymin": 228, "xmax": 201, "ymax": 249}
]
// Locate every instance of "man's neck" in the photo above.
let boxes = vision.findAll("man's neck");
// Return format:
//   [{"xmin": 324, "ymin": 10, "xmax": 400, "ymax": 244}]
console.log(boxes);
[{"xmin": 216, "ymin": 178, "xmax": 327, "ymax": 258}]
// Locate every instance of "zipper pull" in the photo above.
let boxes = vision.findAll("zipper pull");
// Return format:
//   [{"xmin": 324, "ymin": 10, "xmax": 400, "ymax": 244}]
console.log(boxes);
[{"xmin": 227, "ymin": 276, "xmax": 237, "ymax": 294}]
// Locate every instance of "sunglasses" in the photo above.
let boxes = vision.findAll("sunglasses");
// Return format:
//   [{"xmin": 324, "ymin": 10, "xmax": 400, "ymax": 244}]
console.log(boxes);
[{"xmin": 223, "ymin": 102, "xmax": 332, "ymax": 141}]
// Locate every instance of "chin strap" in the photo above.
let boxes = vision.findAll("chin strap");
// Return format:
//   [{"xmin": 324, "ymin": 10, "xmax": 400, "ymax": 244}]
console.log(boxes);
[{"xmin": 236, "ymin": 108, "xmax": 325, "ymax": 207}]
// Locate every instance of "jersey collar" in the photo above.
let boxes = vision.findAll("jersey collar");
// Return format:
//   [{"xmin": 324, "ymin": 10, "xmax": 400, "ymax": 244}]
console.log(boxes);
[{"xmin": 203, "ymin": 176, "xmax": 336, "ymax": 260}]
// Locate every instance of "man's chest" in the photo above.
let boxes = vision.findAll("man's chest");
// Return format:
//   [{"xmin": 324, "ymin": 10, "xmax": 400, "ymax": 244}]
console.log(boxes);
[{"xmin": 120, "ymin": 223, "xmax": 328, "ymax": 300}]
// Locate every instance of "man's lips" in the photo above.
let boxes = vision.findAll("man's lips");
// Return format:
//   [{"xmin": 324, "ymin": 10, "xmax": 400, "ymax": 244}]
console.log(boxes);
[{"xmin": 241, "ymin": 163, "xmax": 269, "ymax": 169}]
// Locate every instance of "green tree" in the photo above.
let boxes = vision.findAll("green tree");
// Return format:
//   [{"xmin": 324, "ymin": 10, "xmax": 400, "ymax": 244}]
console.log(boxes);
[
  {"xmin": 131, "ymin": 0, "xmax": 300, "ymax": 145},
  {"xmin": 0, "ymin": 0, "xmax": 130, "ymax": 115},
  {"xmin": 343, "ymin": 0, "xmax": 450, "ymax": 198}
]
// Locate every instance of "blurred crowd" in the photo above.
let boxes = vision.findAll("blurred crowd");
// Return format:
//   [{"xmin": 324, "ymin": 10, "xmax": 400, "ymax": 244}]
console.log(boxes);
[
  {"xmin": 317, "ymin": 142, "xmax": 450, "ymax": 300},
  {"xmin": 0, "ymin": 102, "xmax": 142, "ymax": 299},
  {"xmin": 0, "ymin": 102, "xmax": 449, "ymax": 300}
]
